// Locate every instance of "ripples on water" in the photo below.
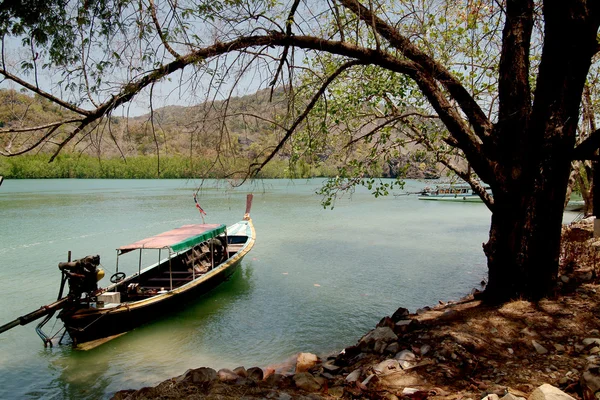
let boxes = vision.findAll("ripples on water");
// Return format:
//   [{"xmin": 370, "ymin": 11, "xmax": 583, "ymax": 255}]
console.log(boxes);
[{"xmin": 0, "ymin": 179, "xmax": 491, "ymax": 399}]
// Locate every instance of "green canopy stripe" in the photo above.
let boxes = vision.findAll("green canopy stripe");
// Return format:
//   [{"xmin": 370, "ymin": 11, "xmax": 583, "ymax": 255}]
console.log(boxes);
[{"xmin": 169, "ymin": 224, "xmax": 226, "ymax": 253}]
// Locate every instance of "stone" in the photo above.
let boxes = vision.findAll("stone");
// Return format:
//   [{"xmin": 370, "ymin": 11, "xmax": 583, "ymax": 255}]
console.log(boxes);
[
  {"xmin": 377, "ymin": 371, "xmax": 420, "ymax": 388},
  {"xmin": 582, "ymin": 369, "xmax": 600, "ymax": 393},
  {"xmin": 591, "ymin": 347, "xmax": 600, "ymax": 355},
  {"xmin": 560, "ymin": 275, "xmax": 570, "ymax": 283},
  {"xmin": 483, "ymin": 394, "xmax": 500, "ymax": 400},
  {"xmin": 217, "ymin": 368, "xmax": 239, "ymax": 382},
  {"xmin": 186, "ymin": 367, "xmax": 217, "ymax": 385},
  {"xmin": 377, "ymin": 316, "xmax": 395, "ymax": 329},
  {"xmin": 322, "ymin": 359, "xmax": 341, "ymax": 373},
  {"xmin": 233, "ymin": 366, "xmax": 247, "ymax": 377},
  {"xmin": 264, "ymin": 373, "xmax": 289, "ymax": 388},
  {"xmin": 501, "ymin": 393, "xmax": 526, "ymax": 400},
  {"xmin": 334, "ymin": 345, "xmax": 361, "ymax": 366},
  {"xmin": 247, "ymin": 366, "xmax": 264, "ymax": 381},
  {"xmin": 395, "ymin": 349, "xmax": 417, "ymax": 369},
  {"xmin": 391, "ymin": 307, "xmax": 410, "ymax": 321},
  {"xmin": 373, "ymin": 359, "xmax": 401, "ymax": 375},
  {"xmin": 374, "ymin": 340, "xmax": 389, "ymax": 354},
  {"xmin": 532, "ymin": 340, "xmax": 548, "ymax": 354},
  {"xmin": 294, "ymin": 372, "xmax": 322, "ymax": 392},
  {"xmin": 359, "ymin": 327, "xmax": 398, "ymax": 351},
  {"xmin": 521, "ymin": 327, "xmax": 537, "ymax": 337},
  {"xmin": 328, "ymin": 386, "xmax": 344, "ymax": 398},
  {"xmin": 386, "ymin": 342, "xmax": 400, "ymax": 354},
  {"xmin": 420, "ymin": 344, "xmax": 432, "ymax": 355},
  {"xmin": 296, "ymin": 352, "xmax": 319, "ymax": 373},
  {"xmin": 528, "ymin": 384, "xmax": 576, "ymax": 400},
  {"xmin": 554, "ymin": 344, "xmax": 566, "ymax": 352},
  {"xmin": 346, "ymin": 368, "xmax": 362, "ymax": 383},
  {"xmin": 584, "ymin": 339, "xmax": 600, "ymax": 347}
]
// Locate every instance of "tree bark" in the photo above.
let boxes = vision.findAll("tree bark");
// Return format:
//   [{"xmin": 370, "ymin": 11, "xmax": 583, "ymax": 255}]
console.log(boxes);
[{"xmin": 481, "ymin": 0, "xmax": 600, "ymax": 302}]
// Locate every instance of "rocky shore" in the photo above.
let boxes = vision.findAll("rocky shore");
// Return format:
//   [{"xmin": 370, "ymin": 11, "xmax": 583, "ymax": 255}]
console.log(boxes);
[{"xmin": 112, "ymin": 218, "xmax": 600, "ymax": 400}]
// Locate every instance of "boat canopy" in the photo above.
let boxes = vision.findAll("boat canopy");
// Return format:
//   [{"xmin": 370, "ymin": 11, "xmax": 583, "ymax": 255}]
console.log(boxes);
[{"xmin": 117, "ymin": 224, "xmax": 226, "ymax": 255}]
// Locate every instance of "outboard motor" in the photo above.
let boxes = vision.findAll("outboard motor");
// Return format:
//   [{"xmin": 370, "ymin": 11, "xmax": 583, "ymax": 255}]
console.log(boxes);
[{"xmin": 58, "ymin": 255, "xmax": 104, "ymax": 299}]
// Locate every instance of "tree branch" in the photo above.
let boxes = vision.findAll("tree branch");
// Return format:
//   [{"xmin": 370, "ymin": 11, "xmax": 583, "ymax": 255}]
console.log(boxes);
[
  {"xmin": 337, "ymin": 0, "xmax": 493, "ymax": 143},
  {"xmin": 0, "ymin": 68, "xmax": 93, "ymax": 116},
  {"xmin": 572, "ymin": 128, "xmax": 600, "ymax": 160},
  {"xmin": 0, "ymin": 118, "xmax": 84, "ymax": 134},
  {"xmin": 248, "ymin": 60, "xmax": 364, "ymax": 178},
  {"xmin": 149, "ymin": 0, "xmax": 180, "ymax": 59}
]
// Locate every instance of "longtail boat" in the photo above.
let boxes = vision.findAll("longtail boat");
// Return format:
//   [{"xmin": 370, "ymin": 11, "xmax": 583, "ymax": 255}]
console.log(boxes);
[{"xmin": 0, "ymin": 194, "xmax": 255, "ymax": 350}]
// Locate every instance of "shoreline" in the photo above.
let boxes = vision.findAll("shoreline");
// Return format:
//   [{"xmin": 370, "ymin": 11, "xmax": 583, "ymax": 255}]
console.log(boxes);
[{"xmin": 112, "ymin": 219, "xmax": 599, "ymax": 400}]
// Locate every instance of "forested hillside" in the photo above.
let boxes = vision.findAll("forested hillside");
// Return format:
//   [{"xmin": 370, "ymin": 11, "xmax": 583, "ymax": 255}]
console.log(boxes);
[{"xmin": 0, "ymin": 88, "xmax": 440, "ymax": 179}]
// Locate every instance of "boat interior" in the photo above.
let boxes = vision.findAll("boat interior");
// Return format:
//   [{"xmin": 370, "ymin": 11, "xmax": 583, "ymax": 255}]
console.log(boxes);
[{"xmin": 100, "ymin": 234, "xmax": 249, "ymax": 304}]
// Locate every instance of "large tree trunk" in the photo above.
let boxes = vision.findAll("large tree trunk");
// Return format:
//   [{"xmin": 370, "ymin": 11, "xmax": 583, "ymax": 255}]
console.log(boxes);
[
  {"xmin": 483, "ymin": 167, "xmax": 570, "ymax": 302},
  {"xmin": 480, "ymin": 0, "xmax": 599, "ymax": 302}
]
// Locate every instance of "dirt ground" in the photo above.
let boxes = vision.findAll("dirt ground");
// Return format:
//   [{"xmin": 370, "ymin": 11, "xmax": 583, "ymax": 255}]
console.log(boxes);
[{"xmin": 112, "ymin": 218, "xmax": 600, "ymax": 400}]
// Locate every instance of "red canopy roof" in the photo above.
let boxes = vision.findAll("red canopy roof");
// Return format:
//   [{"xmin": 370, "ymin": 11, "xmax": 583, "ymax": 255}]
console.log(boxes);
[{"xmin": 117, "ymin": 224, "xmax": 225, "ymax": 254}]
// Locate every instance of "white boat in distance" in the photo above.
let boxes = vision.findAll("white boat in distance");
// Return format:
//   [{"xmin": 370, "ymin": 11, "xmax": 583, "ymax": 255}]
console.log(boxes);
[
  {"xmin": 418, "ymin": 184, "xmax": 585, "ymax": 211},
  {"xmin": 418, "ymin": 185, "xmax": 487, "ymax": 203}
]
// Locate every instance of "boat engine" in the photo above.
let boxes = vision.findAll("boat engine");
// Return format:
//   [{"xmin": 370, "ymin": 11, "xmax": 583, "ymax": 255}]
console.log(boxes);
[{"xmin": 58, "ymin": 255, "xmax": 104, "ymax": 299}]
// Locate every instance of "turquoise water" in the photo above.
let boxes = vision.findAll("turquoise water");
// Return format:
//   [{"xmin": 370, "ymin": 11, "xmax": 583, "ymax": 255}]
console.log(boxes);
[{"xmin": 0, "ymin": 179, "xmax": 491, "ymax": 399}]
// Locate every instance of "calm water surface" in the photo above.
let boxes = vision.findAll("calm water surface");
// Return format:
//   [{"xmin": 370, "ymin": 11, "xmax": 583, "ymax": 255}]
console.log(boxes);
[{"xmin": 0, "ymin": 179, "xmax": 491, "ymax": 399}]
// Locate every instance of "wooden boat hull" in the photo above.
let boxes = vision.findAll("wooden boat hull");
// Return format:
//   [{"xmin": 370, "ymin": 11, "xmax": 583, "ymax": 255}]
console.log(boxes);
[{"xmin": 60, "ymin": 219, "xmax": 255, "ymax": 348}]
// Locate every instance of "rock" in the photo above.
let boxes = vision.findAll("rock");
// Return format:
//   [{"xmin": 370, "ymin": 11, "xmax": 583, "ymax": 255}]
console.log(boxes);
[
  {"xmin": 217, "ymin": 368, "xmax": 239, "ymax": 382},
  {"xmin": 420, "ymin": 344, "xmax": 432, "ymax": 356},
  {"xmin": 268, "ymin": 392, "xmax": 292, "ymax": 400},
  {"xmin": 483, "ymin": 394, "xmax": 500, "ymax": 400},
  {"xmin": 521, "ymin": 328, "xmax": 537, "ymax": 337},
  {"xmin": 391, "ymin": 307, "xmax": 410, "ymax": 321},
  {"xmin": 293, "ymin": 372, "xmax": 322, "ymax": 392},
  {"xmin": 501, "ymin": 393, "xmax": 526, "ymax": 400},
  {"xmin": 334, "ymin": 345, "xmax": 361, "ymax": 366},
  {"xmin": 233, "ymin": 366, "xmax": 247, "ymax": 378},
  {"xmin": 328, "ymin": 386, "xmax": 345, "ymax": 398},
  {"xmin": 377, "ymin": 371, "xmax": 420, "ymax": 388},
  {"xmin": 377, "ymin": 316, "xmax": 396, "ymax": 329},
  {"xmin": 185, "ymin": 367, "xmax": 217, "ymax": 385},
  {"xmin": 373, "ymin": 359, "xmax": 401, "ymax": 375},
  {"xmin": 296, "ymin": 352, "xmax": 319, "ymax": 373},
  {"xmin": 386, "ymin": 342, "xmax": 400, "ymax": 354},
  {"xmin": 322, "ymin": 359, "xmax": 341, "ymax": 373},
  {"xmin": 264, "ymin": 373, "xmax": 291, "ymax": 388},
  {"xmin": 247, "ymin": 366, "xmax": 264, "ymax": 381},
  {"xmin": 346, "ymin": 368, "xmax": 362, "ymax": 383},
  {"xmin": 532, "ymin": 340, "xmax": 548, "ymax": 354},
  {"xmin": 359, "ymin": 327, "xmax": 398, "ymax": 351},
  {"xmin": 395, "ymin": 319, "xmax": 414, "ymax": 333},
  {"xmin": 560, "ymin": 275, "xmax": 570, "ymax": 283},
  {"xmin": 584, "ymin": 339, "xmax": 600, "ymax": 347},
  {"xmin": 395, "ymin": 349, "xmax": 417, "ymax": 369},
  {"xmin": 591, "ymin": 347, "xmax": 600, "ymax": 355},
  {"xmin": 416, "ymin": 306, "xmax": 431, "ymax": 314},
  {"xmin": 582, "ymin": 364, "xmax": 600, "ymax": 395},
  {"xmin": 528, "ymin": 384, "xmax": 576, "ymax": 400},
  {"xmin": 554, "ymin": 344, "xmax": 566, "ymax": 352}
]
